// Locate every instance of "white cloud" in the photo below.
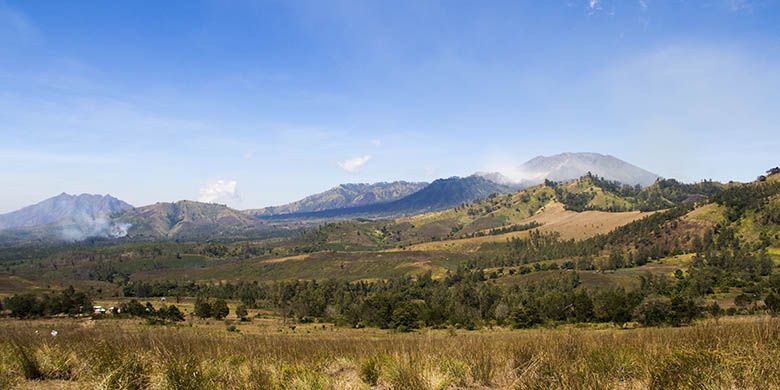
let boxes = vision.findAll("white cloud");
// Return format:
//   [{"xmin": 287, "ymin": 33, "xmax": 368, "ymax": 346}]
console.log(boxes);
[
  {"xmin": 370, "ymin": 139, "xmax": 382, "ymax": 146},
  {"xmin": 198, "ymin": 180, "xmax": 239, "ymax": 204},
  {"xmin": 338, "ymin": 155, "xmax": 372, "ymax": 173}
]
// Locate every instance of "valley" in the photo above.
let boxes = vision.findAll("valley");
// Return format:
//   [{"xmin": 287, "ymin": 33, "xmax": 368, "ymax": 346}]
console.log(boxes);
[{"xmin": 1, "ymin": 157, "xmax": 779, "ymax": 389}]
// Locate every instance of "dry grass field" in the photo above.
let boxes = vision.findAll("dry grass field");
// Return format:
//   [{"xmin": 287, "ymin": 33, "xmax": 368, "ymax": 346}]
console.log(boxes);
[
  {"xmin": 392, "ymin": 202, "xmax": 650, "ymax": 253},
  {"xmin": 2, "ymin": 316, "xmax": 780, "ymax": 389}
]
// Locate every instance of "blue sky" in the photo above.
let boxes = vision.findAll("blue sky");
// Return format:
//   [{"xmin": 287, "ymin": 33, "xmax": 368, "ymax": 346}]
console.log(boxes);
[{"xmin": 1, "ymin": 0, "xmax": 779, "ymax": 212}]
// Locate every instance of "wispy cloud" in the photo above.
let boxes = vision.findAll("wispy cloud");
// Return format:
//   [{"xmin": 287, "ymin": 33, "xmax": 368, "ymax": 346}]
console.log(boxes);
[
  {"xmin": 198, "ymin": 180, "xmax": 239, "ymax": 204},
  {"xmin": 370, "ymin": 139, "xmax": 382, "ymax": 146},
  {"xmin": 588, "ymin": 0, "xmax": 601, "ymax": 14},
  {"xmin": 338, "ymin": 155, "xmax": 372, "ymax": 173}
]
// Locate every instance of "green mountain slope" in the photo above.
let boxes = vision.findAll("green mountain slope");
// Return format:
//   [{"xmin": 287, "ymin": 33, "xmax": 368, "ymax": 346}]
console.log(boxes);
[{"xmin": 118, "ymin": 201, "xmax": 264, "ymax": 240}]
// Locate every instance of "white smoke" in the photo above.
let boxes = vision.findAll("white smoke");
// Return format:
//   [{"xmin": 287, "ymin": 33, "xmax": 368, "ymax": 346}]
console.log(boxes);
[{"xmin": 57, "ymin": 216, "xmax": 132, "ymax": 242}]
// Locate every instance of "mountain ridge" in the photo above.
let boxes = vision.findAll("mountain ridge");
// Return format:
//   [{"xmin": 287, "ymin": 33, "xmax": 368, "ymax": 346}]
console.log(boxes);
[
  {"xmin": 260, "ymin": 175, "xmax": 513, "ymax": 220},
  {"xmin": 245, "ymin": 181, "xmax": 428, "ymax": 217}
]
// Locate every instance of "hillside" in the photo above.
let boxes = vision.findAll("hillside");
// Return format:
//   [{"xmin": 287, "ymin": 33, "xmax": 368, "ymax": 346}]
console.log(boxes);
[
  {"xmin": 550, "ymin": 174, "xmax": 725, "ymax": 212},
  {"xmin": 0, "ymin": 193, "xmax": 133, "ymax": 241},
  {"xmin": 261, "ymin": 175, "xmax": 512, "ymax": 220},
  {"xmin": 245, "ymin": 181, "xmax": 427, "ymax": 217},
  {"xmin": 367, "ymin": 174, "xmax": 722, "ymax": 247},
  {"xmin": 117, "ymin": 200, "xmax": 263, "ymax": 240}
]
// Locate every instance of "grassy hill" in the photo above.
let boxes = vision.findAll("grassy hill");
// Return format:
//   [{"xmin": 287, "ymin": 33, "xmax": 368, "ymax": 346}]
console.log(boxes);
[
  {"xmin": 118, "ymin": 200, "xmax": 266, "ymax": 240},
  {"xmin": 550, "ymin": 174, "xmax": 725, "ymax": 212}
]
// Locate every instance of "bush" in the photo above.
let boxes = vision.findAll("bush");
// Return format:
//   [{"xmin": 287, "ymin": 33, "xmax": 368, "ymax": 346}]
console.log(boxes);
[
  {"xmin": 235, "ymin": 304, "xmax": 248, "ymax": 320},
  {"xmin": 13, "ymin": 345, "xmax": 42, "ymax": 380},
  {"xmin": 163, "ymin": 356, "xmax": 207, "ymax": 390},
  {"xmin": 359, "ymin": 356, "xmax": 381, "ymax": 386},
  {"xmin": 633, "ymin": 296, "xmax": 671, "ymax": 326},
  {"xmin": 99, "ymin": 358, "xmax": 148, "ymax": 390},
  {"xmin": 194, "ymin": 298, "xmax": 212, "ymax": 319},
  {"xmin": 212, "ymin": 299, "xmax": 229, "ymax": 320},
  {"xmin": 384, "ymin": 355, "xmax": 428, "ymax": 390}
]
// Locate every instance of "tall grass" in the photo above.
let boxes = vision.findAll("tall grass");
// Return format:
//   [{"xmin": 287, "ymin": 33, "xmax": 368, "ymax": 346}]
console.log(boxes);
[{"xmin": 1, "ymin": 316, "xmax": 780, "ymax": 388}]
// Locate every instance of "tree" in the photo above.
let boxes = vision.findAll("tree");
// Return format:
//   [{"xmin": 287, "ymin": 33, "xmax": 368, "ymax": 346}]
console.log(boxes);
[
  {"xmin": 633, "ymin": 296, "xmax": 671, "ymax": 326},
  {"xmin": 163, "ymin": 305, "xmax": 185, "ymax": 322},
  {"xmin": 194, "ymin": 298, "xmax": 212, "ymax": 319},
  {"xmin": 235, "ymin": 304, "xmax": 248, "ymax": 320},
  {"xmin": 4, "ymin": 294, "xmax": 41, "ymax": 318},
  {"xmin": 510, "ymin": 305, "xmax": 542, "ymax": 329},
  {"xmin": 572, "ymin": 290, "xmax": 594, "ymax": 323},
  {"xmin": 734, "ymin": 293, "xmax": 752, "ymax": 309},
  {"xmin": 212, "ymin": 299, "xmax": 229, "ymax": 320},
  {"xmin": 765, "ymin": 293, "xmax": 780, "ymax": 315},
  {"xmin": 668, "ymin": 296, "xmax": 700, "ymax": 326},
  {"xmin": 607, "ymin": 251, "xmax": 626, "ymax": 271},
  {"xmin": 121, "ymin": 299, "xmax": 146, "ymax": 317},
  {"xmin": 707, "ymin": 302, "xmax": 723, "ymax": 321},
  {"xmin": 390, "ymin": 302, "xmax": 418, "ymax": 332},
  {"xmin": 593, "ymin": 288, "xmax": 640, "ymax": 327}
]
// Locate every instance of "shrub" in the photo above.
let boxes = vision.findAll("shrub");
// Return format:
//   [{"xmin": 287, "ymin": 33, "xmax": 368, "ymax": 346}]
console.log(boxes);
[
  {"xmin": 633, "ymin": 296, "xmax": 671, "ymax": 326},
  {"xmin": 438, "ymin": 358, "xmax": 467, "ymax": 387},
  {"xmin": 384, "ymin": 355, "xmax": 429, "ymax": 390},
  {"xmin": 235, "ymin": 304, "xmax": 248, "ymax": 320},
  {"xmin": 37, "ymin": 344, "xmax": 76, "ymax": 380},
  {"xmin": 99, "ymin": 358, "xmax": 148, "ymax": 390},
  {"xmin": 649, "ymin": 350, "xmax": 722, "ymax": 390},
  {"xmin": 194, "ymin": 298, "xmax": 212, "ymax": 319},
  {"xmin": 13, "ymin": 344, "xmax": 43, "ymax": 380},
  {"xmin": 163, "ymin": 356, "xmax": 207, "ymax": 390},
  {"xmin": 359, "ymin": 356, "xmax": 381, "ymax": 386},
  {"xmin": 212, "ymin": 299, "xmax": 229, "ymax": 320}
]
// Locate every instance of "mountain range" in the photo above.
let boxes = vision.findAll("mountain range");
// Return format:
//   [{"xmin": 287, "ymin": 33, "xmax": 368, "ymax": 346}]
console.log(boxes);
[
  {"xmin": 245, "ymin": 181, "xmax": 428, "ymax": 217},
  {"xmin": 0, "ymin": 152, "xmax": 669, "ymax": 242},
  {"xmin": 261, "ymin": 175, "xmax": 513, "ymax": 220}
]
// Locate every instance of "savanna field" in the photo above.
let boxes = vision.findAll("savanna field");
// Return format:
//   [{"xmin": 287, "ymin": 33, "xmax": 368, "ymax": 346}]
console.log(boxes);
[{"xmin": 3, "ymin": 315, "xmax": 780, "ymax": 389}]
